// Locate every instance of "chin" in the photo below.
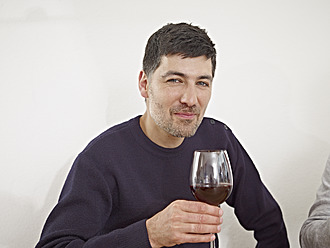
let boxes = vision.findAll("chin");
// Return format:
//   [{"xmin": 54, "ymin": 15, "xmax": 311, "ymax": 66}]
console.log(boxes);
[{"xmin": 171, "ymin": 127, "xmax": 198, "ymax": 138}]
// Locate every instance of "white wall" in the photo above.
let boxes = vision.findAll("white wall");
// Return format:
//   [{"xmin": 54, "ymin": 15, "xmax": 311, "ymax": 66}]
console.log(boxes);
[{"xmin": 1, "ymin": 1, "xmax": 330, "ymax": 247}]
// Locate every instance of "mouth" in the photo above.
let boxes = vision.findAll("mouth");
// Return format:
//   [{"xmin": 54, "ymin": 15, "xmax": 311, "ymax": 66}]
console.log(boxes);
[
  {"xmin": 171, "ymin": 105, "xmax": 200, "ymax": 121},
  {"xmin": 174, "ymin": 112, "xmax": 197, "ymax": 120}
]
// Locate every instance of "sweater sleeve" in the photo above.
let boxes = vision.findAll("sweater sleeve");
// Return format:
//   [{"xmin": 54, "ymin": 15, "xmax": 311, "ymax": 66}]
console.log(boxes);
[
  {"xmin": 226, "ymin": 135, "xmax": 289, "ymax": 247},
  {"xmin": 300, "ymin": 155, "xmax": 330, "ymax": 248},
  {"xmin": 35, "ymin": 154, "xmax": 152, "ymax": 248}
]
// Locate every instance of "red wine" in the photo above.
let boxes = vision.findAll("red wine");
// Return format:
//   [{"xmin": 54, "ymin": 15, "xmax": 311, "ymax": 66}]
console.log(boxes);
[{"xmin": 190, "ymin": 183, "xmax": 232, "ymax": 206}]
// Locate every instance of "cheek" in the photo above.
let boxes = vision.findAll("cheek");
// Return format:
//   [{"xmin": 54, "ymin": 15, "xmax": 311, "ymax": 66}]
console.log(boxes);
[
  {"xmin": 149, "ymin": 89, "xmax": 175, "ymax": 110},
  {"xmin": 160, "ymin": 89, "xmax": 182, "ymax": 104},
  {"xmin": 199, "ymin": 92, "xmax": 212, "ymax": 108}
]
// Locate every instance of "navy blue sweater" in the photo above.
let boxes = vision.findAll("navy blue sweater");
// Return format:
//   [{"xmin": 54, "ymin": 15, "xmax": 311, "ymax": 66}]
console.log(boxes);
[{"xmin": 36, "ymin": 116, "xmax": 289, "ymax": 247}]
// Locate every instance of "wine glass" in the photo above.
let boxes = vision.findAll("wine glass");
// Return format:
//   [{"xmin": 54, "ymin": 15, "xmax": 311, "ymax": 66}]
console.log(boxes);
[{"xmin": 190, "ymin": 150, "xmax": 233, "ymax": 248}]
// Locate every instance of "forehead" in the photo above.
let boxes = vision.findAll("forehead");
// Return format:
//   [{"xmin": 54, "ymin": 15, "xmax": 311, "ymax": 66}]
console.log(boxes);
[{"xmin": 155, "ymin": 54, "xmax": 213, "ymax": 79}]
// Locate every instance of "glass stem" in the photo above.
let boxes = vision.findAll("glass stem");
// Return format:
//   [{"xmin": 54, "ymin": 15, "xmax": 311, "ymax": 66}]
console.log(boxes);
[{"xmin": 210, "ymin": 238, "xmax": 216, "ymax": 248}]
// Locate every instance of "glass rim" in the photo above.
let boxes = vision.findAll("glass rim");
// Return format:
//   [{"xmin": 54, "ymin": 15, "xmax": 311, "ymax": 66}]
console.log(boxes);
[{"xmin": 194, "ymin": 149, "xmax": 227, "ymax": 153}]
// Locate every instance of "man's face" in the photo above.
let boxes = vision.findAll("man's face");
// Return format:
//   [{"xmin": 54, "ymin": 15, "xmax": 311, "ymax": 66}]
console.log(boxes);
[{"xmin": 145, "ymin": 54, "xmax": 213, "ymax": 138}]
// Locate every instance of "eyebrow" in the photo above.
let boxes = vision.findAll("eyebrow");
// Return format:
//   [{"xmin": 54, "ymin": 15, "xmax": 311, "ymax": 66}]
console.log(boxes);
[{"xmin": 161, "ymin": 70, "xmax": 213, "ymax": 81}]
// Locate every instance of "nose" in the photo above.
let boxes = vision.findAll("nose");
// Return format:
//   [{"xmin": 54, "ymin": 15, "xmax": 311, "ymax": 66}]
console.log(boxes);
[{"xmin": 180, "ymin": 84, "xmax": 198, "ymax": 107}]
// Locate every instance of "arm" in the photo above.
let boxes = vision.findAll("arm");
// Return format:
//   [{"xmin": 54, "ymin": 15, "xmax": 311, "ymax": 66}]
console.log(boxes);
[
  {"xmin": 36, "ymin": 155, "xmax": 223, "ymax": 248},
  {"xmin": 300, "ymin": 155, "xmax": 330, "ymax": 248},
  {"xmin": 36, "ymin": 154, "xmax": 151, "ymax": 248},
  {"xmin": 226, "ymin": 137, "xmax": 289, "ymax": 247}
]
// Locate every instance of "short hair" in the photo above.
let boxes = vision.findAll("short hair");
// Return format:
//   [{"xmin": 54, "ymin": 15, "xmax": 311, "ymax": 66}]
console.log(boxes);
[{"xmin": 143, "ymin": 23, "xmax": 217, "ymax": 77}]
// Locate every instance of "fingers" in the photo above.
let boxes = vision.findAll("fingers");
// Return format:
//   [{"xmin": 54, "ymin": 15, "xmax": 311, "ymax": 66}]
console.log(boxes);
[
  {"xmin": 146, "ymin": 200, "xmax": 224, "ymax": 247},
  {"xmin": 176, "ymin": 200, "xmax": 223, "ymax": 217},
  {"xmin": 174, "ymin": 233, "xmax": 216, "ymax": 244},
  {"xmin": 168, "ymin": 200, "xmax": 223, "ymax": 234},
  {"xmin": 180, "ymin": 222, "xmax": 222, "ymax": 234},
  {"xmin": 185, "ymin": 211, "xmax": 222, "ymax": 225}
]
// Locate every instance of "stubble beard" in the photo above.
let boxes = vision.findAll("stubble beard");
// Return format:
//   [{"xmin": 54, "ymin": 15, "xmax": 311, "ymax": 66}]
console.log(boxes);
[{"xmin": 149, "ymin": 101, "xmax": 203, "ymax": 138}]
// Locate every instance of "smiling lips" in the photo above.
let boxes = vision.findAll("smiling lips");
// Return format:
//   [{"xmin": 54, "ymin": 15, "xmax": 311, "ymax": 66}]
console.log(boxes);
[
  {"xmin": 171, "ymin": 105, "xmax": 200, "ymax": 120},
  {"xmin": 175, "ymin": 112, "xmax": 197, "ymax": 120}
]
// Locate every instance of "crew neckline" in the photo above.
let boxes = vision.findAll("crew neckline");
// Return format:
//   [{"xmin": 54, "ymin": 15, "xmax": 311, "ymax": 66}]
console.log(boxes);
[{"xmin": 129, "ymin": 116, "xmax": 189, "ymax": 157}]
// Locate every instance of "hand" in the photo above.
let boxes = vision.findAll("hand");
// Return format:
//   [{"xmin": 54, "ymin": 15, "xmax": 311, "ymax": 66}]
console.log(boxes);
[{"xmin": 146, "ymin": 200, "xmax": 223, "ymax": 247}]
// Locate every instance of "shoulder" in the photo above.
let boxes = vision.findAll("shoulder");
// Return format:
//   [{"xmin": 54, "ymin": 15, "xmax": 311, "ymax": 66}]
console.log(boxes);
[
  {"xmin": 324, "ymin": 155, "xmax": 330, "ymax": 177},
  {"xmin": 319, "ymin": 154, "xmax": 330, "ymax": 190},
  {"xmin": 192, "ymin": 117, "xmax": 237, "ymax": 149},
  {"xmin": 82, "ymin": 116, "xmax": 139, "ymax": 154},
  {"xmin": 199, "ymin": 117, "xmax": 233, "ymax": 133}
]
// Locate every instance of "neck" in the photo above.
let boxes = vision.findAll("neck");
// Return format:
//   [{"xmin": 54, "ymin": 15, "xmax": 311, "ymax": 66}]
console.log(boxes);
[{"xmin": 139, "ymin": 113, "xmax": 184, "ymax": 148}]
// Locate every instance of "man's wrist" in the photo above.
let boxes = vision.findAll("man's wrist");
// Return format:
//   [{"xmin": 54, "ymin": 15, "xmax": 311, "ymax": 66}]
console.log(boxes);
[{"xmin": 146, "ymin": 218, "xmax": 161, "ymax": 248}]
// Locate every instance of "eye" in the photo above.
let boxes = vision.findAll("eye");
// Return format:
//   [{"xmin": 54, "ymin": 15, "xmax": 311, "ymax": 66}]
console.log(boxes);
[
  {"xmin": 167, "ymin": 78, "xmax": 183, "ymax": 84},
  {"xmin": 197, "ymin": 81, "xmax": 210, "ymax": 87}
]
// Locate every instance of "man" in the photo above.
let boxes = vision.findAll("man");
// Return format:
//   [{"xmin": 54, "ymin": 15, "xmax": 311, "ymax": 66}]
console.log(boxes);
[
  {"xmin": 36, "ymin": 23, "xmax": 289, "ymax": 247},
  {"xmin": 300, "ymin": 154, "xmax": 330, "ymax": 248}
]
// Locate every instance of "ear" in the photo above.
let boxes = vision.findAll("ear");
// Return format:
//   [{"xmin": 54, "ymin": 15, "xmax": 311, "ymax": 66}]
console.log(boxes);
[{"xmin": 138, "ymin": 70, "xmax": 149, "ymax": 98}]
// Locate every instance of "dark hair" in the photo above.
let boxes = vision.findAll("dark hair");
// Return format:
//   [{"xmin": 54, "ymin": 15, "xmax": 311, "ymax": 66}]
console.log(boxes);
[{"xmin": 143, "ymin": 23, "xmax": 217, "ymax": 77}]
